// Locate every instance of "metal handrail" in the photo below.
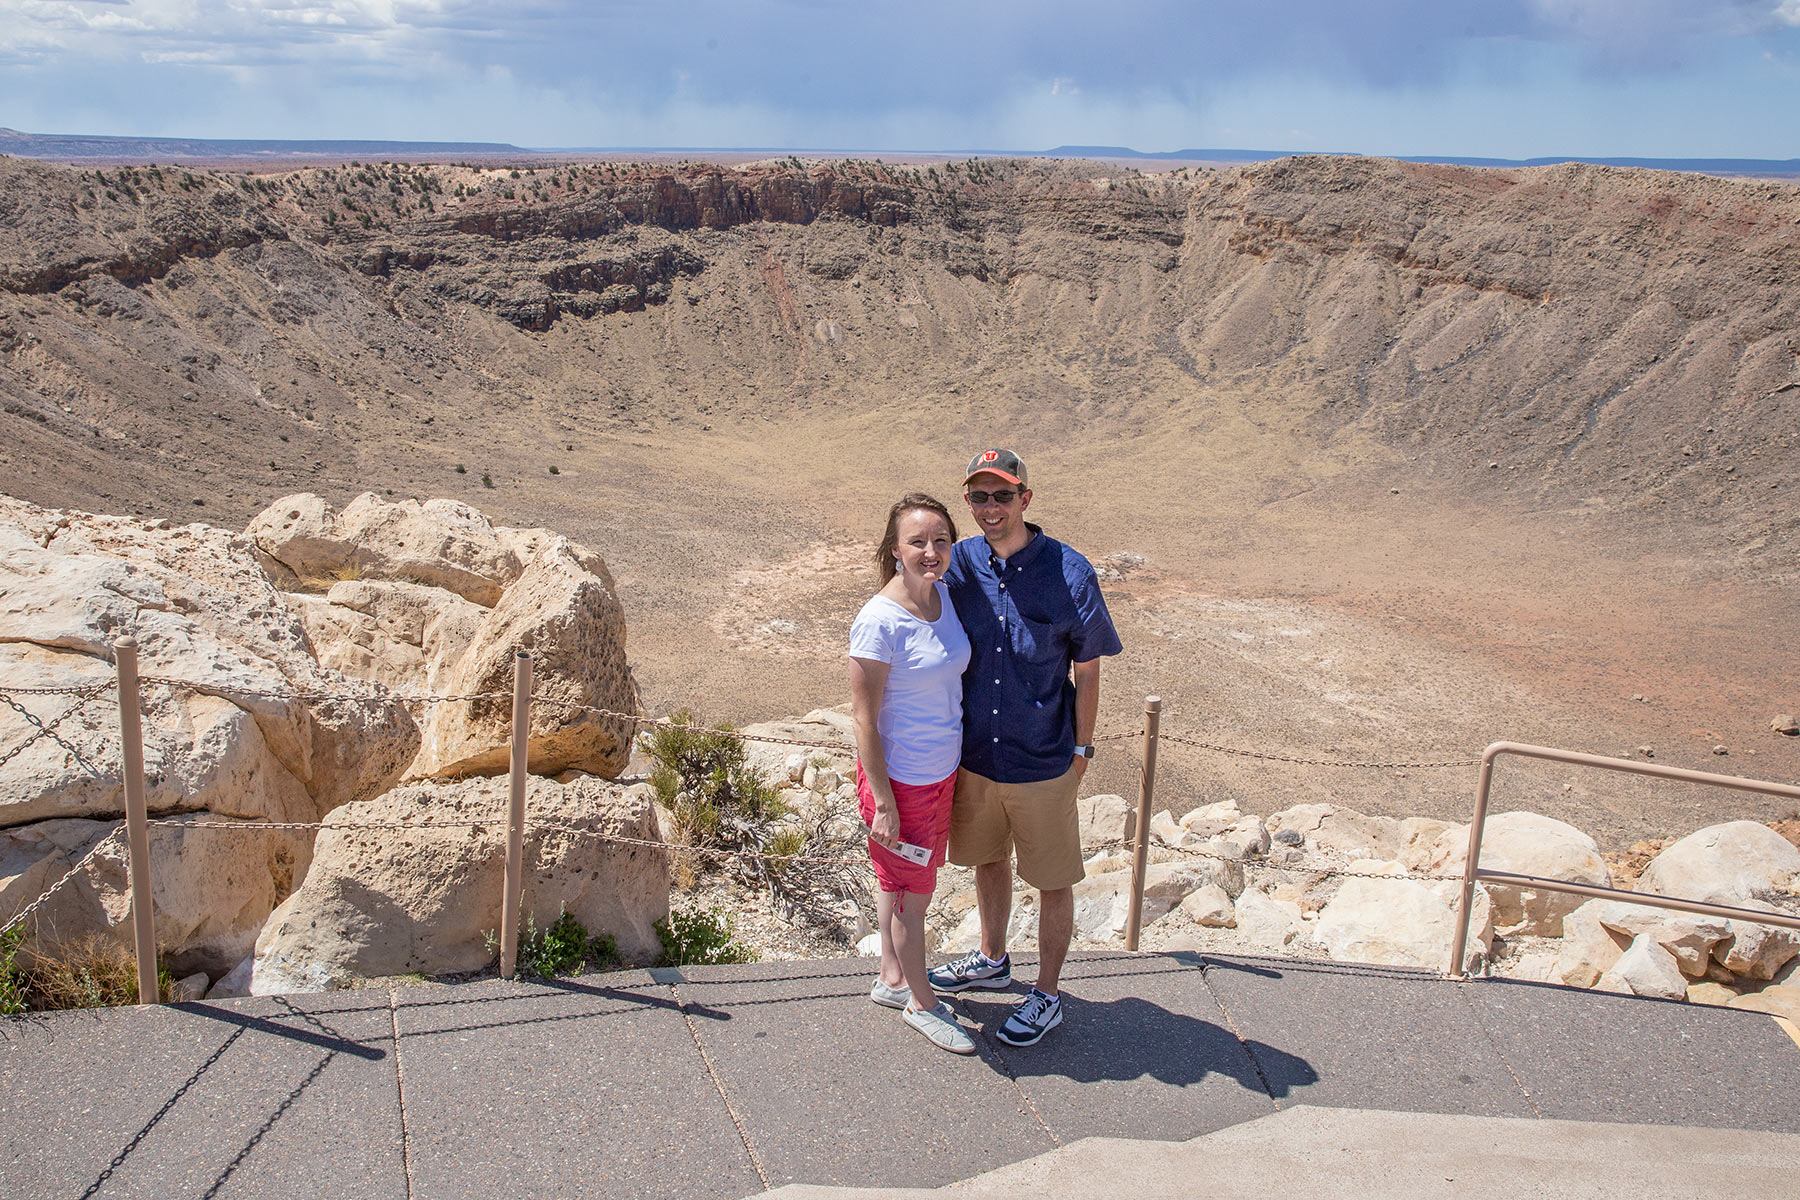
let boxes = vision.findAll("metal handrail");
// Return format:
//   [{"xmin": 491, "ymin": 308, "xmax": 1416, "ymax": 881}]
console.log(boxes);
[{"xmin": 1448, "ymin": 740, "xmax": 1800, "ymax": 979}]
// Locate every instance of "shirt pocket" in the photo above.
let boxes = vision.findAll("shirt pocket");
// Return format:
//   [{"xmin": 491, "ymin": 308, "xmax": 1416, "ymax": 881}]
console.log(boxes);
[{"xmin": 1011, "ymin": 611, "xmax": 1064, "ymax": 665}]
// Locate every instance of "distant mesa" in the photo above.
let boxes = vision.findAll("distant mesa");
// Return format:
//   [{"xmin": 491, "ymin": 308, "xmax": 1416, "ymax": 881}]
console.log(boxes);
[{"xmin": 3, "ymin": 127, "xmax": 1798, "ymax": 177}]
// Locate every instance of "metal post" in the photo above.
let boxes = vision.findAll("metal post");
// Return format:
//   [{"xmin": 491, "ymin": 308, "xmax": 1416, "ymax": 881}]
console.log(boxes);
[
  {"xmin": 114, "ymin": 639, "xmax": 159, "ymax": 1005},
  {"xmin": 498, "ymin": 650, "xmax": 532, "ymax": 980},
  {"xmin": 1447, "ymin": 749, "xmax": 1496, "ymax": 980},
  {"xmin": 1124, "ymin": 696, "xmax": 1163, "ymax": 951}
]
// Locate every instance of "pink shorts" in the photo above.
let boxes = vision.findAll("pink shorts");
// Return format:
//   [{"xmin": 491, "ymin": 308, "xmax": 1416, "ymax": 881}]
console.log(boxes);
[{"xmin": 856, "ymin": 762, "xmax": 956, "ymax": 897}]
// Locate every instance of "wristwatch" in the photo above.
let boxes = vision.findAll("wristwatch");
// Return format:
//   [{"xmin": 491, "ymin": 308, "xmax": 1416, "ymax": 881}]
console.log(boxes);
[{"xmin": 1073, "ymin": 744, "xmax": 1096, "ymax": 759}]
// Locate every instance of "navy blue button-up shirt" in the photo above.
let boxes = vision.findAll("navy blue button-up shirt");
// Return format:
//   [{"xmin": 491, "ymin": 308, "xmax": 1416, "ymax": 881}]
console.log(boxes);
[{"xmin": 944, "ymin": 524, "xmax": 1123, "ymax": 783}]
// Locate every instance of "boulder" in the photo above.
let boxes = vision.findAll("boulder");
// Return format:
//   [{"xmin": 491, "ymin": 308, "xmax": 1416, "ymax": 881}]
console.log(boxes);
[
  {"xmin": 1639, "ymin": 821, "xmax": 1800, "ymax": 901},
  {"xmin": 251, "ymin": 774, "xmax": 667, "ymax": 993},
  {"xmin": 1685, "ymin": 981, "xmax": 1741, "ymax": 1006},
  {"xmin": 1268, "ymin": 803, "xmax": 1407, "ymax": 861},
  {"xmin": 1589, "ymin": 900, "xmax": 1730, "ymax": 977},
  {"xmin": 416, "ymin": 535, "xmax": 636, "ymax": 779},
  {"xmin": 1175, "ymin": 799, "xmax": 1240, "ymax": 840},
  {"xmin": 1219, "ymin": 817, "xmax": 1271, "ymax": 859},
  {"xmin": 1597, "ymin": 935, "xmax": 1688, "ymax": 1000},
  {"xmin": 1727, "ymin": 984, "xmax": 1800, "ymax": 1024},
  {"xmin": 171, "ymin": 972, "xmax": 209, "ymax": 1003},
  {"xmin": 1179, "ymin": 883, "xmax": 1236, "ymax": 928},
  {"xmin": 251, "ymin": 494, "xmax": 639, "ymax": 782},
  {"xmin": 1149, "ymin": 810, "xmax": 1185, "ymax": 847},
  {"xmin": 1069, "ymin": 861, "xmax": 1227, "ymax": 941},
  {"xmin": 1314, "ymin": 876, "xmax": 1493, "ymax": 973},
  {"xmin": 738, "ymin": 706, "xmax": 857, "ymax": 786},
  {"xmin": 246, "ymin": 492, "xmax": 524, "ymax": 607},
  {"xmin": 1638, "ymin": 821, "xmax": 1800, "ymax": 980},
  {"xmin": 0, "ymin": 814, "xmax": 312, "ymax": 976},
  {"xmin": 940, "ymin": 890, "xmax": 1037, "ymax": 954},
  {"xmin": 1077, "ymin": 793, "xmax": 1136, "ymax": 848},
  {"xmin": 1233, "ymin": 889, "xmax": 1306, "ymax": 950},
  {"xmin": 1553, "ymin": 901, "xmax": 1630, "ymax": 988},
  {"xmin": 0, "ymin": 497, "xmax": 418, "ymax": 830},
  {"xmin": 1415, "ymin": 812, "xmax": 1610, "ymax": 937}
]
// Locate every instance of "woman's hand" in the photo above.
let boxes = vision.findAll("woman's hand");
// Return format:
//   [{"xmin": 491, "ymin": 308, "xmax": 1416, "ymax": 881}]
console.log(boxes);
[{"xmin": 869, "ymin": 804, "xmax": 901, "ymax": 850}]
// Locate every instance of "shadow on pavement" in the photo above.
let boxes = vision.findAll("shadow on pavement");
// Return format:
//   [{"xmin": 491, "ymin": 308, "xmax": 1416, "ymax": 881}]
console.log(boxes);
[{"xmin": 954, "ymin": 991, "xmax": 1318, "ymax": 1098}]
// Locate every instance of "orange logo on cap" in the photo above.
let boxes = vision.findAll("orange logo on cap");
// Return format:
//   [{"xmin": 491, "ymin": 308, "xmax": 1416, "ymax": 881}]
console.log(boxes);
[{"xmin": 981, "ymin": 450, "xmax": 998, "ymax": 463}]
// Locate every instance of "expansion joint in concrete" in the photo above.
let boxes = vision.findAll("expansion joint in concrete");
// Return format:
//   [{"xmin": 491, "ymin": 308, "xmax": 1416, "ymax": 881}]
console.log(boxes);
[
  {"xmin": 1195, "ymin": 956, "xmax": 1283, "ymax": 1114},
  {"xmin": 669, "ymin": 976, "xmax": 771, "ymax": 1192},
  {"xmin": 388, "ymin": 987, "xmax": 418, "ymax": 1200}
]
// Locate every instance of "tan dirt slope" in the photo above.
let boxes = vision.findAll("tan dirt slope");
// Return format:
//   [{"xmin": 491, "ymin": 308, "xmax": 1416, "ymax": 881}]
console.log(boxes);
[{"xmin": 2, "ymin": 153, "xmax": 1797, "ymax": 847}]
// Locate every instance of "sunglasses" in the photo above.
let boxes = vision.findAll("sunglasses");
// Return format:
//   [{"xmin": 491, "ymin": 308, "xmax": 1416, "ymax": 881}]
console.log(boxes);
[{"xmin": 965, "ymin": 489, "xmax": 1020, "ymax": 505}]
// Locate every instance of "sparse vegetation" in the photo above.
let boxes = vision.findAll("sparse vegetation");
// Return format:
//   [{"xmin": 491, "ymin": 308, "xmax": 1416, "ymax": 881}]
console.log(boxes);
[
  {"xmin": 0, "ymin": 930, "xmax": 172, "ymax": 1013},
  {"xmin": 655, "ymin": 903, "xmax": 757, "ymax": 966},
  {"xmin": 645, "ymin": 710, "xmax": 791, "ymax": 887},
  {"xmin": 488, "ymin": 909, "xmax": 623, "ymax": 979}
]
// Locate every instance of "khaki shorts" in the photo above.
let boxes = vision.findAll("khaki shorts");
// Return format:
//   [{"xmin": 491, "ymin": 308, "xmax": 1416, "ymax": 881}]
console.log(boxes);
[{"xmin": 947, "ymin": 766, "xmax": 1085, "ymax": 892}]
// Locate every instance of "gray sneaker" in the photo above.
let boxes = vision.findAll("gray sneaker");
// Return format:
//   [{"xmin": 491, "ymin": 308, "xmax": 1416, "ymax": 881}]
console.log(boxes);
[
  {"xmin": 995, "ymin": 987, "xmax": 1063, "ymax": 1046},
  {"xmin": 927, "ymin": 950, "xmax": 1011, "ymax": 992},
  {"xmin": 869, "ymin": 978, "xmax": 911, "ymax": 1009},
  {"xmin": 904, "ymin": 1001, "xmax": 977, "ymax": 1055}
]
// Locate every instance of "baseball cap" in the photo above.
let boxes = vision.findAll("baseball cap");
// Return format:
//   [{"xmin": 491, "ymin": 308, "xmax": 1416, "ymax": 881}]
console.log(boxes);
[{"xmin": 964, "ymin": 448, "xmax": 1027, "ymax": 488}]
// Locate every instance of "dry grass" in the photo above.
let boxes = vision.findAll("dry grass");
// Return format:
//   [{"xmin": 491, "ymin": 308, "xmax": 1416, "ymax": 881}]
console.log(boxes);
[{"xmin": 1, "ymin": 932, "xmax": 170, "ymax": 1012}]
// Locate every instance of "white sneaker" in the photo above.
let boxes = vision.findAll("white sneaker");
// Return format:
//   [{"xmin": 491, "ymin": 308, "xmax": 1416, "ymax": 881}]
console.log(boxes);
[
  {"xmin": 869, "ymin": 978, "xmax": 911, "ymax": 1009},
  {"xmin": 904, "ymin": 1001, "xmax": 977, "ymax": 1055}
]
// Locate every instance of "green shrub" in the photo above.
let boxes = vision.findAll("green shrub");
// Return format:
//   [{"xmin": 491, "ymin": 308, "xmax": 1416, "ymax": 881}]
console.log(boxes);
[
  {"xmin": 644, "ymin": 710, "xmax": 789, "ymax": 886},
  {"xmin": 655, "ymin": 904, "xmax": 757, "ymax": 966},
  {"xmin": 0, "ymin": 928, "xmax": 26, "ymax": 1015},
  {"xmin": 493, "ymin": 909, "xmax": 622, "ymax": 979}
]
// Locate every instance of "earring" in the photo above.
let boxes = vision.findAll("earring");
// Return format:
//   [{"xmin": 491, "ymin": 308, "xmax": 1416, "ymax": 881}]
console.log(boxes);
[{"xmin": 894, "ymin": 557, "xmax": 904, "ymax": 574}]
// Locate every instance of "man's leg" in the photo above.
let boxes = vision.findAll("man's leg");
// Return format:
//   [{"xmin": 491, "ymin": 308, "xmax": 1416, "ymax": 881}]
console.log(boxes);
[
  {"xmin": 1034, "ymin": 885, "xmax": 1073, "ymax": 995},
  {"xmin": 974, "ymin": 859, "xmax": 1014, "ymax": 961}
]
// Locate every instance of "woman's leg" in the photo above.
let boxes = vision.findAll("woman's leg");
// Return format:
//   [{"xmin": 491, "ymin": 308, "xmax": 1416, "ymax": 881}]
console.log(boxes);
[
  {"xmin": 876, "ymin": 889, "xmax": 905, "ymax": 989},
  {"xmin": 892, "ymin": 890, "xmax": 937, "ymax": 1010}
]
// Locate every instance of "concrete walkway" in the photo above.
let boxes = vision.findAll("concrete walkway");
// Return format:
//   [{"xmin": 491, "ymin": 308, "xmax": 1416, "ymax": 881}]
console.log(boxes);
[{"xmin": 4, "ymin": 952, "xmax": 1798, "ymax": 1198}]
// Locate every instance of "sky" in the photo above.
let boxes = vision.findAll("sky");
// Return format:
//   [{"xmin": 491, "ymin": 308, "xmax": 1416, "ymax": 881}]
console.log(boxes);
[{"xmin": 2, "ymin": 1, "xmax": 1799, "ymax": 158}]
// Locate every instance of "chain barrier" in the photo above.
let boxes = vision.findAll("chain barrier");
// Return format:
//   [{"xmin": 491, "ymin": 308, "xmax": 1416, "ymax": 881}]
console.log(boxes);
[
  {"xmin": 1160, "ymin": 732, "xmax": 1481, "ymax": 771},
  {"xmin": 1, "ymin": 667, "xmax": 1496, "ymax": 965},
  {"xmin": 0, "ymin": 827, "xmax": 125, "ymax": 940},
  {"xmin": 0, "ymin": 682, "xmax": 113, "ymax": 778}
]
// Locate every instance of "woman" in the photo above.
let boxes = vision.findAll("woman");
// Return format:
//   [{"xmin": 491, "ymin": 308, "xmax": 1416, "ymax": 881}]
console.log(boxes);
[{"xmin": 848, "ymin": 493, "xmax": 976, "ymax": 1055}]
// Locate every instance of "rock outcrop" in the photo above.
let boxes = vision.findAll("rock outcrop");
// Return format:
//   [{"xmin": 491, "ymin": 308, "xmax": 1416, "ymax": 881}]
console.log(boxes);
[
  {"xmin": 2, "ymin": 493, "xmax": 648, "ymax": 990},
  {"xmin": 247, "ymin": 493, "xmax": 637, "ymax": 780},
  {"xmin": 250, "ymin": 774, "xmax": 666, "ymax": 992}
]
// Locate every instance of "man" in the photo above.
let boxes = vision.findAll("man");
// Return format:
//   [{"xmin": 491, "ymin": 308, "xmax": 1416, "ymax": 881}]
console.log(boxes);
[{"xmin": 929, "ymin": 448, "xmax": 1122, "ymax": 1046}]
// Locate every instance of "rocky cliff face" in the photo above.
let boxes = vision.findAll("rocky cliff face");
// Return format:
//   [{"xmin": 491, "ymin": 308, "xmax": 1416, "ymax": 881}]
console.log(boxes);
[{"xmin": 1, "ymin": 153, "xmax": 1793, "ymax": 555}]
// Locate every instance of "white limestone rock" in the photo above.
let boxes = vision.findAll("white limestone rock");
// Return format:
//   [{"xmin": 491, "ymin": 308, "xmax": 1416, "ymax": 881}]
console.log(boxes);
[
  {"xmin": 1553, "ymin": 900, "xmax": 1630, "ymax": 988},
  {"xmin": 0, "ymin": 497, "xmax": 418, "ymax": 830},
  {"xmin": 1589, "ymin": 900, "xmax": 1730, "ymax": 977},
  {"xmin": 1314, "ymin": 876, "xmax": 1493, "ymax": 973},
  {"xmin": 1727, "ymin": 984, "xmax": 1800, "ymax": 1024},
  {"xmin": 251, "ymin": 773, "xmax": 667, "ymax": 993},
  {"xmin": 1234, "ymin": 889, "xmax": 1306, "ymax": 950},
  {"xmin": 1179, "ymin": 883, "xmax": 1236, "ymax": 928},
  {"xmin": 1077, "ymin": 793, "xmax": 1136, "ymax": 848},
  {"xmin": 171, "ymin": 972, "xmax": 210, "ymax": 1003},
  {"xmin": 249, "ymin": 493, "xmax": 639, "ymax": 782},
  {"xmin": 1596, "ymin": 935, "xmax": 1688, "ymax": 1000},
  {"xmin": 1268, "ymin": 803, "xmax": 1408, "ymax": 861},
  {"xmin": 0, "ymin": 813, "xmax": 313, "ymax": 978},
  {"xmin": 1410, "ymin": 812, "xmax": 1610, "ymax": 938},
  {"xmin": 1638, "ymin": 821, "xmax": 1800, "ymax": 980},
  {"xmin": 1069, "ymin": 861, "xmax": 1228, "ymax": 941}
]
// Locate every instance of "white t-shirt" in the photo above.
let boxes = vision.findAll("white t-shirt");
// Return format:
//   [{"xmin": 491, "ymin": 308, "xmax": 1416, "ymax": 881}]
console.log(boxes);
[{"xmin": 847, "ymin": 582, "xmax": 972, "ymax": 784}]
